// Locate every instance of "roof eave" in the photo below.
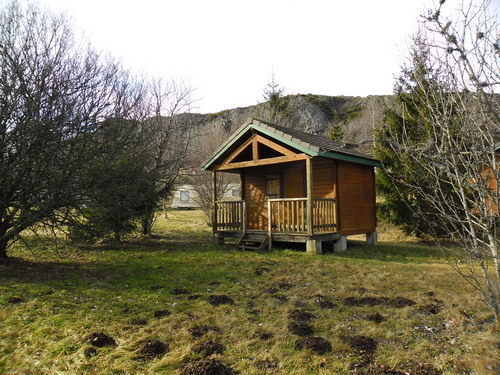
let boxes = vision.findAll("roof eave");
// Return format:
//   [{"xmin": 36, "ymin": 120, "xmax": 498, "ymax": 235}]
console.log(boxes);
[{"xmin": 318, "ymin": 151, "xmax": 382, "ymax": 167}]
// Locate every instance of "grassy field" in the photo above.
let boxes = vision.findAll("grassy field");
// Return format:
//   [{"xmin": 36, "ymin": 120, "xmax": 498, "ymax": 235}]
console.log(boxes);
[{"xmin": 0, "ymin": 210, "xmax": 498, "ymax": 374}]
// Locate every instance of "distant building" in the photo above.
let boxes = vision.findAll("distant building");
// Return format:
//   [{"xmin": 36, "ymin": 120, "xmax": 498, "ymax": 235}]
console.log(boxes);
[{"xmin": 171, "ymin": 183, "xmax": 241, "ymax": 209}]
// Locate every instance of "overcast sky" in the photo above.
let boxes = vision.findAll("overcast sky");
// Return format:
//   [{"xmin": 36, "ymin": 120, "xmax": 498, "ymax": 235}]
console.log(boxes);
[{"xmin": 5, "ymin": 0, "xmax": 500, "ymax": 113}]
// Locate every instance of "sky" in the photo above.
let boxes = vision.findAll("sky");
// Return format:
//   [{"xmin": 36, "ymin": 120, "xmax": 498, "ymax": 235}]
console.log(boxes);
[{"xmin": 4, "ymin": 0, "xmax": 500, "ymax": 113}]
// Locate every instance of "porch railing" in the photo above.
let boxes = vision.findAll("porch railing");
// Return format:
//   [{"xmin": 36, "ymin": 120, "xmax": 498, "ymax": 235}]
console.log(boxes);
[
  {"xmin": 268, "ymin": 198, "xmax": 337, "ymax": 233},
  {"xmin": 214, "ymin": 198, "xmax": 337, "ymax": 235},
  {"xmin": 215, "ymin": 200, "xmax": 246, "ymax": 231}
]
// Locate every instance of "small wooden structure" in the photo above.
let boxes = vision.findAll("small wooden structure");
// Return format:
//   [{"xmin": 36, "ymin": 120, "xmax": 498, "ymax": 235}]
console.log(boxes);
[{"xmin": 201, "ymin": 118, "xmax": 382, "ymax": 253}]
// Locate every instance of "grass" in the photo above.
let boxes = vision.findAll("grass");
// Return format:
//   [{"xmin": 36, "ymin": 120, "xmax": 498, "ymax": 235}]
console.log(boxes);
[{"xmin": 0, "ymin": 210, "xmax": 499, "ymax": 374}]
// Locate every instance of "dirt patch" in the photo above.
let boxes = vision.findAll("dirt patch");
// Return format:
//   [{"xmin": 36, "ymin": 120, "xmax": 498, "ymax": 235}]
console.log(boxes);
[
  {"xmin": 255, "ymin": 359, "xmax": 279, "ymax": 370},
  {"xmin": 271, "ymin": 294, "xmax": 288, "ymax": 302},
  {"xmin": 343, "ymin": 296, "xmax": 415, "ymax": 308},
  {"xmin": 135, "ymin": 339, "xmax": 168, "ymax": 360},
  {"xmin": 295, "ymin": 336, "xmax": 332, "ymax": 355},
  {"xmin": 388, "ymin": 297, "xmax": 416, "ymax": 308},
  {"xmin": 189, "ymin": 325, "xmax": 221, "ymax": 339},
  {"xmin": 7, "ymin": 296, "xmax": 24, "ymax": 304},
  {"xmin": 255, "ymin": 267, "xmax": 271, "ymax": 276},
  {"xmin": 209, "ymin": 281, "xmax": 221, "ymax": 286},
  {"xmin": 256, "ymin": 332, "xmax": 274, "ymax": 341},
  {"xmin": 191, "ymin": 340, "xmax": 226, "ymax": 356},
  {"xmin": 83, "ymin": 346, "xmax": 98, "ymax": 358},
  {"xmin": 342, "ymin": 335, "xmax": 378, "ymax": 354},
  {"xmin": 128, "ymin": 317, "xmax": 148, "ymax": 326},
  {"xmin": 85, "ymin": 332, "xmax": 116, "ymax": 348},
  {"xmin": 315, "ymin": 298, "xmax": 337, "ymax": 309},
  {"xmin": 417, "ymin": 304, "xmax": 442, "ymax": 315},
  {"xmin": 278, "ymin": 281, "xmax": 294, "ymax": 290},
  {"xmin": 409, "ymin": 363, "xmax": 442, "ymax": 374},
  {"xmin": 366, "ymin": 313, "xmax": 386, "ymax": 323},
  {"xmin": 180, "ymin": 358, "xmax": 234, "ymax": 375},
  {"xmin": 288, "ymin": 310, "xmax": 316, "ymax": 323},
  {"xmin": 207, "ymin": 294, "xmax": 234, "ymax": 306},
  {"xmin": 171, "ymin": 288, "xmax": 190, "ymax": 295},
  {"xmin": 288, "ymin": 321, "xmax": 314, "ymax": 337},
  {"xmin": 266, "ymin": 287, "xmax": 279, "ymax": 294},
  {"xmin": 188, "ymin": 294, "xmax": 202, "ymax": 300},
  {"xmin": 248, "ymin": 309, "xmax": 261, "ymax": 315},
  {"xmin": 154, "ymin": 309, "xmax": 171, "ymax": 318}
]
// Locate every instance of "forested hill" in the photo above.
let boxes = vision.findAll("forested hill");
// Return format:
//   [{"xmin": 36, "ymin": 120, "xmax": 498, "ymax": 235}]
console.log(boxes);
[{"xmin": 181, "ymin": 94, "xmax": 394, "ymax": 157}]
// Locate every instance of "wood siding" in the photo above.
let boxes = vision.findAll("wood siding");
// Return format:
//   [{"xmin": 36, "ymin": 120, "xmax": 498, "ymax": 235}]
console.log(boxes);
[
  {"xmin": 312, "ymin": 158, "xmax": 336, "ymax": 198},
  {"xmin": 244, "ymin": 169, "xmax": 267, "ymax": 230},
  {"xmin": 337, "ymin": 161, "xmax": 376, "ymax": 235}
]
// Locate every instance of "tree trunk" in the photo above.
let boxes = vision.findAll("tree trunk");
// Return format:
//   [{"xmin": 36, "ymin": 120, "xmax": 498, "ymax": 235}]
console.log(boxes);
[
  {"xmin": 0, "ymin": 241, "xmax": 7, "ymax": 258},
  {"xmin": 142, "ymin": 209, "xmax": 154, "ymax": 235}
]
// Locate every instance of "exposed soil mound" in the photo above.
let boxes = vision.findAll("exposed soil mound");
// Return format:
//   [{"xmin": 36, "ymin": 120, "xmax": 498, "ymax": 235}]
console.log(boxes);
[
  {"xmin": 188, "ymin": 294, "xmax": 202, "ymax": 300},
  {"xmin": 295, "ymin": 336, "xmax": 332, "ymax": 355},
  {"xmin": 288, "ymin": 310, "xmax": 316, "ymax": 323},
  {"xmin": 288, "ymin": 321, "xmax": 314, "ymax": 337},
  {"xmin": 343, "ymin": 296, "xmax": 415, "ymax": 308},
  {"xmin": 154, "ymin": 309, "xmax": 171, "ymax": 318},
  {"xmin": 417, "ymin": 304, "xmax": 442, "ymax": 315},
  {"xmin": 189, "ymin": 325, "xmax": 221, "ymax": 338},
  {"xmin": 191, "ymin": 340, "xmax": 226, "ymax": 356},
  {"xmin": 207, "ymin": 295, "xmax": 234, "ymax": 306},
  {"xmin": 278, "ymin": 281, "xmax": 294, "ymax": 290},
  {"xmin": 266, "ymin": 287, "xmax": 279, "ymax": 294},
  {"xmin": 248, "ymin": 309, "xmax": 261, "ymax": 315},
  {"xmin": 180, "ymin": 358, "xmax": 234, "ymax": 375},
  {"xmin": 315, "ymin": 298, "xmax": 337, "ymax": 309},
  {"xmin": 83, "ymin": 346, "xmax": 98, "ymax": 358},
  {"xmin": 256, "ymin": 332, "xmax": 274, "ymax": 341},
  {"xmin": 366, "ymin": 313, "xmax": 386, "ymax": 323},
  {"xmin": 342, "ymin": 335, "xmax": 378, "ymax": 354},
  {"xmin": 409, "ymin": 363, "xmax": 442, "ymax": 375},
  {"xmin": 172, "ymin": 288, "xmax": 190, "ymax": 295},
  {"xmin": 255, "ymin": 359, "xmax": 279, "ymax": 370},
  {"xmin": 128, "ymin": 317, "xmax": 148, "ymax": 326},
  {"xmin": 255, "ymin": 267, "xmax": 271, "ymax": 276},
  {"xmin": 387, "ymin": 297, "xmax": 416, "ymax": 308},
  {"xmin": 85, "ymin": 332, "xmax": 116, "ymax": 348},
  {"xmin": 271, "ymin": 294, "xmax": 288, "ymax": 302},
  {"xmin": 7, "ymin": 296, "xmax": 23, "ymax": 304},
  {"xmin": 136, "ymin": 339, "xmax": 168, "ymax": 360}
]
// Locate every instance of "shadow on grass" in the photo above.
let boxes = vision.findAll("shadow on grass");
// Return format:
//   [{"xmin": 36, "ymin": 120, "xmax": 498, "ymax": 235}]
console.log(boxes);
[{"xmin": 331, "ymin": 240, "xmax": 455, "ymax": 263}]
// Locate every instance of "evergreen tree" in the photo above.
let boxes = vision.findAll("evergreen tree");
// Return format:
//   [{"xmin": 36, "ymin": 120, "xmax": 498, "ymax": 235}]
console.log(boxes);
[
  {"xmin": 375, "ymin": 36, "xmax": 448, "ymax": 236},
  {"xmin": 328, "ymin": 121, "xmax": 345, "ymax": 143}
]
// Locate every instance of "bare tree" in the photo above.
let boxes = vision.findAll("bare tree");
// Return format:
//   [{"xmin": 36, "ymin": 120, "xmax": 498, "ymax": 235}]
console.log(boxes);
[
  {"xmin": 187, "ymin": 123, "xmax": 236, "ymax": 224},
  {"xmin": 0, "ymin": 1, "xmax": 126, "ymax": 257},
  {"xmin": 377, "ymin": 0, "xmax": 500, "ymax": 318}
]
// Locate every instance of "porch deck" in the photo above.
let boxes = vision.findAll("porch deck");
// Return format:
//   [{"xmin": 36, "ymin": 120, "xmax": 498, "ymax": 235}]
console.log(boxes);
[{"xmin": 214, "ymin": 198, "xmax": 340, "ymax": 251}]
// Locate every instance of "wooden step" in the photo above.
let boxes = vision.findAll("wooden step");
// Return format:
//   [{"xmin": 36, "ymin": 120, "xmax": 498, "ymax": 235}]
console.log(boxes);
[{"xmin": 236, "ymin": 234, "xmax": 269, "ymax": 251}]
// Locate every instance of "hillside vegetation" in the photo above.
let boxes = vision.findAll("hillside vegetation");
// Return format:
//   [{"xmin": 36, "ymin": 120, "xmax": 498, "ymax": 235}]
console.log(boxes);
[
  {"xmin": 1, "ymin": 210, "xmax": 498, "ymax": 374},
  {"xmin": 186, "ymin": 94, "xmax": 394, "ymax": 158}
]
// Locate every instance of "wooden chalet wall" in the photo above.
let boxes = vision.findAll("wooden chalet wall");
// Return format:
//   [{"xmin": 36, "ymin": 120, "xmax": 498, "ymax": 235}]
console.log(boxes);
[{"xmin": 337, "ymin": 161, "xmax": 376, "ymax": 235}]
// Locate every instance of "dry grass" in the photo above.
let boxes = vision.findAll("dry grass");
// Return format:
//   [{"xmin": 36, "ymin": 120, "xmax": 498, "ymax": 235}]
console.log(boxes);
[{"xmin": 0, "ymin": 210, "xmax": 498, "ymax": 374}]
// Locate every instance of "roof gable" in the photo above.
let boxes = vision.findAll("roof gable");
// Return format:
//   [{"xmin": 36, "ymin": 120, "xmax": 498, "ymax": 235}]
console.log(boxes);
[{"xmin": 201, "ymin": 118, "xmax": 381, "ymax": 170}]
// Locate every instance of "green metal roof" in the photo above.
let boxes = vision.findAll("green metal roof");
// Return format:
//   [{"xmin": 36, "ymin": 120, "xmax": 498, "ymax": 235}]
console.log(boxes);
[{"xmin": 201, "ymin": 118, "xmax": 382, "ymax": 170}]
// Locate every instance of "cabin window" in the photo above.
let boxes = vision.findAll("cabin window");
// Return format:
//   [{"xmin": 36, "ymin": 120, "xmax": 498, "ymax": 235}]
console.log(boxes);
[
  {"xmin": 231, "ymin": 189, "xmax": 240, "ymax": 197},
  {"xmin": 266, "ymin": 174, "xmax": 281, "ymax": 199},
  {"xmin": 180, "ymin": 191, "xmax": 189, "ymax": 202}
]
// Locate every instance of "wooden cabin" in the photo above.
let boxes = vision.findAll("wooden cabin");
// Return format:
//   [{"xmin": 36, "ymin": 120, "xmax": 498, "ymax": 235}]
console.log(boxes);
[{"xmin": 201, "ymin": 118, "xmax": 382, "ymax": 253}]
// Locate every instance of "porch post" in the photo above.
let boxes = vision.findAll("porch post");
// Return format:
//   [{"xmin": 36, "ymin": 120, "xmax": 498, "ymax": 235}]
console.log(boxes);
[
  {"xmin": 212, "ymin": 171, "xmax": 220, "ymax": 244},
  {"xmin": 267, "ymin": 199, "xmax": 272, "ymax": 250},
  {"xmin": 306, "ymin": 158, "xmax": 313, "ymax": 236}
]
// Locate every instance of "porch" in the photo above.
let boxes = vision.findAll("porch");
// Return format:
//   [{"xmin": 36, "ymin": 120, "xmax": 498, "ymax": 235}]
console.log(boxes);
[{"xmin": 214, "ymin": 198, "xmax": 341, "ymax": 253}]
